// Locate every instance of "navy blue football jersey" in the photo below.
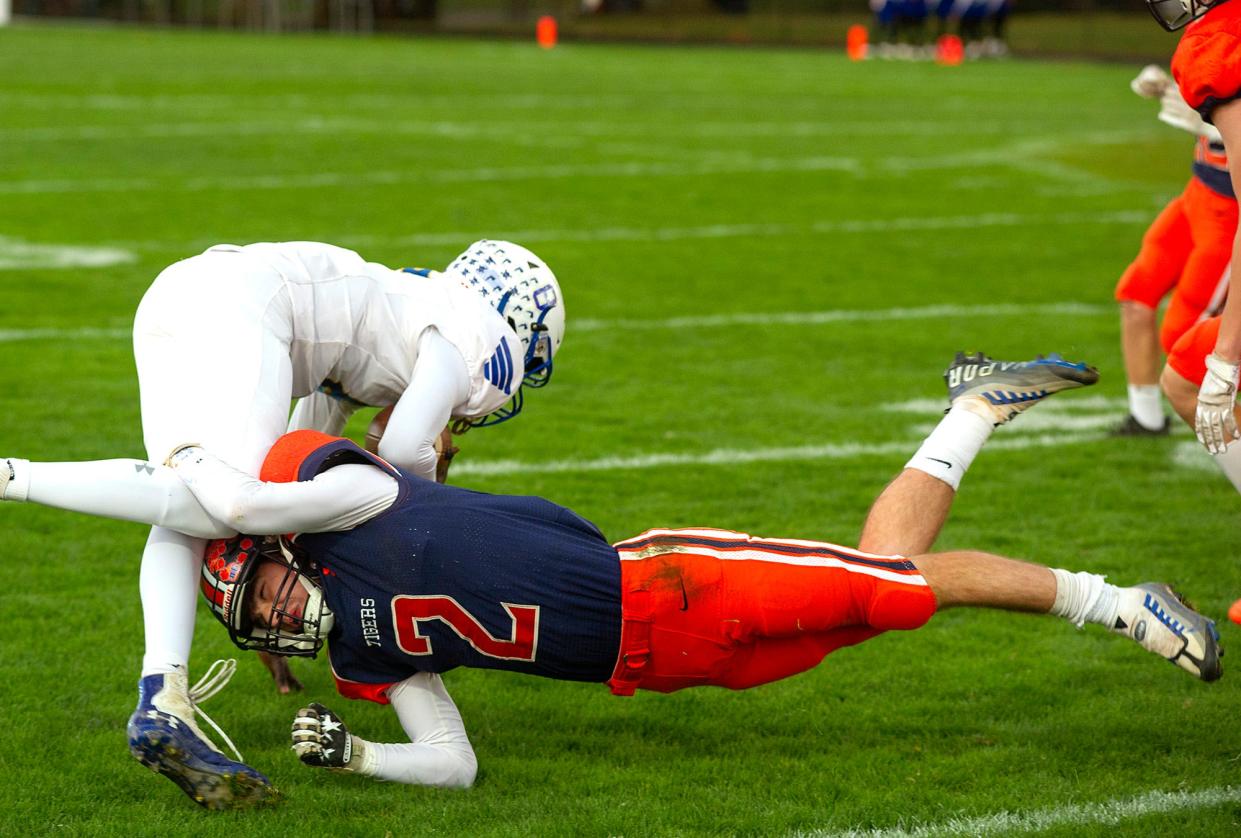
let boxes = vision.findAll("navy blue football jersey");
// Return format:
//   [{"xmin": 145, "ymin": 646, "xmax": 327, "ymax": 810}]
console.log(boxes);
[{"xmin": 285, "ymin": 438, "xmax": 623, "ymax": 701}]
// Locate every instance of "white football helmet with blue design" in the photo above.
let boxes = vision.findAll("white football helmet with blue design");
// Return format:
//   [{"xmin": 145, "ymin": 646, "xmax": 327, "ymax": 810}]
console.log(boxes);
[{"xmin": 443, "ymin": 240, "xmax": 565, "ymax": 425}]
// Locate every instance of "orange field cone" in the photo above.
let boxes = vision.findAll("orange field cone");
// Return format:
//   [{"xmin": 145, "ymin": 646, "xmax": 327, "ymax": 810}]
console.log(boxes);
[
  {"xmin": 846, "ymin": 25, "xmax": 868, "ymax": 61},
  {"xmin": 537, "ymin": 15, "xmax": 558, "ymax": 49},
  {"xmin": 936, "ymin": 34, "xmax": 964, "ymax": 66}
]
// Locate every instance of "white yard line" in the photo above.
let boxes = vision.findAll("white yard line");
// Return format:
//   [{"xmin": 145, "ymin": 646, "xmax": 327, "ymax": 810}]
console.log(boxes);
[
  {"xmin": 0, "ymin": 238, "xmax": 135, "ymax": 270},
  {"xmin": 796, "ymin": 786, "xmax": 1241, "ymax": 838},
  {"xmin": 1172, "ymin": 440, "xmax": 1222, "ymax": 474},
  {"xmin": 0, "ymin": 302, "xmax": 1108, "ymax": 343},
  {"xmin": 118, "ymin": 209, "xmax": 1147, "ymax": 253},
  {"xmin": 0, "ymin": 327, "xmax": 131, "ymax": 342},
  {"xmin": 452, "ymin": 432, "xmax": 1102, "ymax": 477},
  {"xmin": 0, "ymin": 118, "xmax": 1048, "ymax": 143},
  {"xmin": 0, "ymin": 210, "xmax": 1152, "ymax": 268},
  {"xmin": 0, "ymin": 156, "xmax": 865, "ymax": 195},
  {"xmin": 573, "ymin": 301, "xmax": 1108, "ymax": 332}
]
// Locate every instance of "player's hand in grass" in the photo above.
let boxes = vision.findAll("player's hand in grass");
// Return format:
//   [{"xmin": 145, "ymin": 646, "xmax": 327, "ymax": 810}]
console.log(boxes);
[
  {"xmin": 291, "ymin": 703, "xmax": 358, "ymax": 770},
  {"xmin": 259, "ymin": 650, "xmax": 304, "ymax": 694},
  {"xmin": 1197, "ymin": 354, "xmax": 1241, "ymax": 454}
]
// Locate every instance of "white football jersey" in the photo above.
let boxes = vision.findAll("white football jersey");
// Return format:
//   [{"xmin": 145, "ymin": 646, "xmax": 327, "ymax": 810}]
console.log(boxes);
[{"xmin": 199, "ymin": 242, "xmax": 519, "ymax": 419}]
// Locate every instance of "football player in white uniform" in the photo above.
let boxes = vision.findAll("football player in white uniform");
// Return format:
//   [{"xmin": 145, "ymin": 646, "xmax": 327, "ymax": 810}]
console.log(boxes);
[{"xmin": 104, "ymin": 238, "xmax": 561, "ymax": 808}]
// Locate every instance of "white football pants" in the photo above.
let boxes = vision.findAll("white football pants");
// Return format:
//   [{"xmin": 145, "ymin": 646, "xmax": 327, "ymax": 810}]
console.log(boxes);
[{"xmin": 132, "ymin": 250, "xmax": 295, "ymax": 676}]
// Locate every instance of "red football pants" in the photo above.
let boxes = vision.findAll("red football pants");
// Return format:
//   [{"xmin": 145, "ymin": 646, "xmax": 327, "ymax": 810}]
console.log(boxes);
[{"xmin": 608, "ymin": 528, "xmax": 938, "ymax": 695}]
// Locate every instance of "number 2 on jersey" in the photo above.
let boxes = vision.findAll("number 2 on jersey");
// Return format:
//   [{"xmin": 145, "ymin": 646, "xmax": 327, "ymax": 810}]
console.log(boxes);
[{"xmin": 392, "ymin": 595, "xmax": 540, "ymax": 661}]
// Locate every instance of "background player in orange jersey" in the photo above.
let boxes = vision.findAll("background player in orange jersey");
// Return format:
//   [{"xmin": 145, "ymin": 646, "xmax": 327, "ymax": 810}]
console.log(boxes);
[
  {"xmin": 1, "ymin": 353, "xmax": 1221, "ymax": 800},
  {"xmin": 1146, "ymin": 0, "xmax": 1241, "ymax": 625},
  {"xmin": 1114, "ymin": 66, "xmax": 1234, "ymax": 436}
]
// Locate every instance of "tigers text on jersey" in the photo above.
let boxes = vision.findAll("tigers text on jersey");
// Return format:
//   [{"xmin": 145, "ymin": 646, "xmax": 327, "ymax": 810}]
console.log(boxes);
[
  {"xmin": 146, "ymin": 242, "xmax": 519, "ymax": 418},
  {"xmin": 269, "ymin": 437, "xmax": 623, "ymax": 702}
]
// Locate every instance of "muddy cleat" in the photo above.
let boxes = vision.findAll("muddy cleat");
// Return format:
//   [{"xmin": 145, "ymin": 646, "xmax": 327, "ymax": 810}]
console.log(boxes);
[
  {"xmin": 1112, "ymin": 583, "xmax": 1222, "ymax": 682},
  {"xmin": 944, "ymin": 351, "xmax": 1099, "ymax": 425},
  {"xmin": 127, "ymin": 667, "xmax": 279, "ymax": 810},
  {"xmin": 1109, "ymin": 414, "xmax": 1170, "ymax": 437}
]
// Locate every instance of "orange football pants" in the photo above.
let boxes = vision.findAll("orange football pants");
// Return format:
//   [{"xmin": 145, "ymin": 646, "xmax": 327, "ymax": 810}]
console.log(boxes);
[
  {"xmin": 1168, "ymin": 314, "xmax": 1221, "ymax": 387},
  {"xmin": 607, "ymin": 528, "xmax": 938, "ymax": 695},
  {"xmin": 1114, "ymin": 177, "xmax": 1234, "ymax": 352}
]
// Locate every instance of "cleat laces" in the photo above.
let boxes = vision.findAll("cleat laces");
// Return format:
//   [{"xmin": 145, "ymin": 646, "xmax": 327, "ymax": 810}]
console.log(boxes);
[{"xmin": 187, "ymin": 659, "xmax": 245, "ymax": 762}]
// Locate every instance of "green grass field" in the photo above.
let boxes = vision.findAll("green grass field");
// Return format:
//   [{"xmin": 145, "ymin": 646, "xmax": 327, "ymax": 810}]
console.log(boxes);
[{"xmin": 2, "ymin": 21, "xmax": 1239, "ymax": 837}]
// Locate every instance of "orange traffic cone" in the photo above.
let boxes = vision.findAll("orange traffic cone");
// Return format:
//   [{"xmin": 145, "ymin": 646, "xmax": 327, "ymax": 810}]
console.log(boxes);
[
  {"xmin": 936, "ymin": 34, "xmax": 964, "ymax": 65},
  {"xmin": 537, "ymin": 15, "xmax": 558, "ymax": 49},
  {"xmin": 846, "ymin": 25, "xmax": 868, "ymax": 61}
]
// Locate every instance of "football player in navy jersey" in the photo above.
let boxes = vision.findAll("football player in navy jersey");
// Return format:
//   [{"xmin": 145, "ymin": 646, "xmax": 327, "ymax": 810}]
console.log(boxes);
[
  {"xmin": 88, "ymin": 238, "xmax": 564, "ymax": 808},
  {"xmin": 1, "ymin": 352, "xmax": 1222, "ymax": 797}
]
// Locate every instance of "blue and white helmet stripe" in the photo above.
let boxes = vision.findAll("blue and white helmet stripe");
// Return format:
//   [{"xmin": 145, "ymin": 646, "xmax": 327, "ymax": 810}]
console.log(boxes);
[{"xmin": 482, "ymin": 337, "xmax": 516, "ymax": 396}]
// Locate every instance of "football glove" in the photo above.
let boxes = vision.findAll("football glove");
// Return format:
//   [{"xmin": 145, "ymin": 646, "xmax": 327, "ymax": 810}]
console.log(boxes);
[
  {"xmin": 1196, "ymin": 354, "xmax": 1241, "ymax": 454},
  {"xmin": 1130, "ymin": 64, "xmax": 1171, "ymax": 99},
  {"xmin": 1158, "ymin": 85, "xmax": 1223, "ymax": 141},
  {"xmin": 291, "ymin": 703, "xmax": 356, "ymax": 770}
]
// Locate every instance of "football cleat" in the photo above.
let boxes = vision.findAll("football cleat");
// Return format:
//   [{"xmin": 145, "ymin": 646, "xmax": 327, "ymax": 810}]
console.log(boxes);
[
  {"xmin": 944, "ymin": 351, "xmax": 1099, "ymax": 425},
  {"xmin": 1112, "ymin": 583, "xmax": 1222, "ymax": 682},
  {"xmin": 1109, "ymin": 414, "xmax": 1170, "ymax": 437},
  {"xmin": 127, "ymin": 665, "xmax": 279, "ymax": 810},
  {"xmin": 0, "ymin": 459, "xmax": 11, "ymax": 500}
]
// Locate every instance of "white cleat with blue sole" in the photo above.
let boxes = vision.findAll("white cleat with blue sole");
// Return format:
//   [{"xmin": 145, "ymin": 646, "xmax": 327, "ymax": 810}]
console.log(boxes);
[
  {"xmin": 1112, "ymin": 583, "xmax": 1223, "ymax": 682},
  {"xmin": 945, "ymin": 351, "xmax": 1100, "ymax": 425},
  {"xmin": 127, "ymin": 669, "xmax": 279, "ymax": 810}
]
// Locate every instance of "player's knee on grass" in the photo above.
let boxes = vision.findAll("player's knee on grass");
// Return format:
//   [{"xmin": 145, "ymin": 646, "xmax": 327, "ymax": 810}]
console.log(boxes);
[{"xmin": 1160, "ymin": 364, "xmax": 1199, "ymax": 426}]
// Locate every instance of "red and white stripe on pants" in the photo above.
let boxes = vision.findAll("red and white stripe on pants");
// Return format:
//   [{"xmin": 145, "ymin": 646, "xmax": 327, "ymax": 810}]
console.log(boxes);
[{"xmin": 607, "ymin": 527, "xmax": 939, "ymax": 695}]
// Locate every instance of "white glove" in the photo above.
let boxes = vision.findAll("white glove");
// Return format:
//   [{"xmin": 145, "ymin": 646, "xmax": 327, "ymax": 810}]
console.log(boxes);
[
  {"xmin": 1158, "ymin": 85, "xmax": 1221, "ymax": 140},
  {"xmin": 1196, "ymin": 354, "xmax": 1241, "ymax": 454},
  {"xmin": 1131, "ymin": 65, "xmax": 1171, "ymax": 99},
  {"xmin": 291, "ymin": 702, "xmax": 366, "ymax": 772}
]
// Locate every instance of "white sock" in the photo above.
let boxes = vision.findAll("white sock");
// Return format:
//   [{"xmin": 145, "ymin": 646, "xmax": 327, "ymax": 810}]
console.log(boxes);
[
  {"xmin": 1213, "ymin": 441, "xmax": 1241, "ymax": 494},
  {"xmin": 2, "ymin": 458, "xmax": 30, "ymax": 501},
  {"xmin": 905, "ymin": 404, "xmax": 994, "ymax": 491},
  {"xmin": 1049, "ymin": 568, "xmax": 1120, "ymax": 628},
  {"xmin": 1127, "ymin": 384, "xmax": 1164, "ymax": 430},
  {"xmin": 140, "ymin": 527, "xmax": 205, "ymax": 677}
]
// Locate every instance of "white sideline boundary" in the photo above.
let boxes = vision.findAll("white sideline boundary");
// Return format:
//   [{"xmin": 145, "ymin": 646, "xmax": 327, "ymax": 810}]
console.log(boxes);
[
  {"xmin": 0, "ymin": 302, "xmax": 1109, "ymax": 344},
  {"xmin": 796, "ymin": 786, "xmax": 1241, "ymax": 838},
  {"xmin": 451, "ymin": 431, "xmax": 1101, "ymax": 477}
]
